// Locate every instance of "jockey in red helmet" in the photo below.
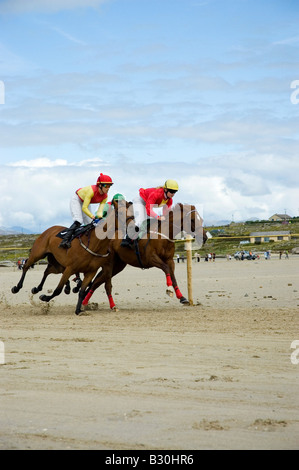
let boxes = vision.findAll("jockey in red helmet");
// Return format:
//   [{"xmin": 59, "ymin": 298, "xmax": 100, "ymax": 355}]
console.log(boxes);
[{"xmin": 59, "ymin": 173, "xmax": 113, "ymax": 249}]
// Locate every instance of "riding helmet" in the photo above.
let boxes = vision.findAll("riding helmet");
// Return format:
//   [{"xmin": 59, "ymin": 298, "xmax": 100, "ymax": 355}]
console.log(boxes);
[
  {"xmin": 97, "ymin": 173, "xmax": 113, "ymax": 185},
  {"xmin": 164, "ymin": 179, "xmax": 179, "ymax": 191}
]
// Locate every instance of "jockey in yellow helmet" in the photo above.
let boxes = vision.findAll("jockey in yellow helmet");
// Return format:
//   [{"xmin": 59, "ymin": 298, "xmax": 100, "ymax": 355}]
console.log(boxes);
[{"xmin": 121, "ymin": 179, "xmax": 179, "ymax": 247}]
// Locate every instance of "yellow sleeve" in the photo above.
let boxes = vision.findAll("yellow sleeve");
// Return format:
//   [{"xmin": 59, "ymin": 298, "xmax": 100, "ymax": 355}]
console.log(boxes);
[
  {"xmin": 78, "ymin": 186, "xmax": 95, "ymax": 219},
  {"xmin": 96, "ymin": 197, "xmax": 108, "ymax": 218}
]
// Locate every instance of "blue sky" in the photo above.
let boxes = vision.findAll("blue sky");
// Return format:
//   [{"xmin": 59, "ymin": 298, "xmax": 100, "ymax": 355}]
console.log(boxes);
[{"xmin": 0, "ymin": 0, "xmax": 298, "ymax": 231}]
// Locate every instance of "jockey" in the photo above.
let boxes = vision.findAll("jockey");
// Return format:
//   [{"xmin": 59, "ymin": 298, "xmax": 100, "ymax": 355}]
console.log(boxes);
[
  {"xmin": 102, "ymin": 193, "xmax": 125, "ymax": 219},
  {"xmin": 121, "ymin": 179, "xmax": 179, "ymax": 247},
  {"xmin": 59, "ymin": 173, "xmax": 113, "ymax": 249}
]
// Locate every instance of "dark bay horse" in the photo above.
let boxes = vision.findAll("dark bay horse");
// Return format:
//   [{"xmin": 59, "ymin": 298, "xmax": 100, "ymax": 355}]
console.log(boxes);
[
  {"xmin": 83, "ymin": 203, "xmax": 207, "ymax": 308},
  {"xmin": 11, "ymin": 206, "xmax": 122, "ymax": 315}
]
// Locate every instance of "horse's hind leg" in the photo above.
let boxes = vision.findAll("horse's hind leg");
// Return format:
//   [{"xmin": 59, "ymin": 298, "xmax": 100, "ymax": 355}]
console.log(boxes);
[
  {"xmin": 12, "ymin": 237, "xmax": 49, "ymax": 294},
  {"xmin": 12, "ymin": 257, "xmax": 37, "ymax": 294},
  {"xmin": 72, "ymin": 274, "xmax": 82, "ymax": 293}
]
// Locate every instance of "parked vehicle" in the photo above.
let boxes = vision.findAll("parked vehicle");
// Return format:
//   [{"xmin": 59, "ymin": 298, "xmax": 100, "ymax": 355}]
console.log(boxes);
[{"xmin": 234, "ymin": 250, "xmax": 256, "ymax": 260}]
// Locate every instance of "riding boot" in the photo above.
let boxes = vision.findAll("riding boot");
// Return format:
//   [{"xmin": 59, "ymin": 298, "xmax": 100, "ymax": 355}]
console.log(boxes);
[
  {"xmin": 120, "ymin": 234, "xmax": 134, "ymax": 247},
  {"xmin": 59, "ymin": 221, "xmax": 81, "ymax": 249},
  {"xmin": 120, "ymin": 224, "xmax": 140, "ymax": 247}
]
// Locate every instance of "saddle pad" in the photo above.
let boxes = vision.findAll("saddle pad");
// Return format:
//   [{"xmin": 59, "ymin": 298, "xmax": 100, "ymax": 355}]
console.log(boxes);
[{"xmin": 56, "ymin": 223, "xmax": 94, "ymax": 240}]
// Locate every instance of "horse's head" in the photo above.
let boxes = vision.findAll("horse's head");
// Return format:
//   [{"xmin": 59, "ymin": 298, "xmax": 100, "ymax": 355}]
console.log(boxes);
[
  {"xmin": 95, "ymin": 199, "xmax": 130, "ymax": 241},
  {"xmin": 172, "ymin": 203, "xmax": 207, "ymax": 247}
]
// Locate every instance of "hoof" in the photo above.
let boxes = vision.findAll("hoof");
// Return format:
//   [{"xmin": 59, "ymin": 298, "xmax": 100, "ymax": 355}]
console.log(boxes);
[
  {"xmin": 72, "ymin": 286, "xmax": 80, "ymax": 293},
  {"xmin": 31, "ymin": 287, "xmax": 39, "ymax": 295},
  {"xmin": 166, "ymin": 289, "xmax": 174, "ymax": 298},
  {"xmin": 75, "ymin": 309, "xmax": 83, "ymax": 316},
  {"xmin": 111, "ymin": 306, "xmax": 119, "ymax": 312},
  {"xmin": 64, "ymin": 286, "xmax": 71, "ymax": 295},
  {"xmin": 180, "ymin": 297, "xmax": 190, "ymax": 305},
  {"xmin": 39, "ymin": 294, "xmax": 48, "ymax": 302},
  {"xmin": 11, "ymin": 286, "xmax": 19, "ymax": 294}
]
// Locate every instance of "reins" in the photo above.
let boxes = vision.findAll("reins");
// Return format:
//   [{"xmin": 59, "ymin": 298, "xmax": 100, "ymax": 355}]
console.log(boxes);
[{"xmin": 148, "ymin": 231, "xmax": 175, "ymax": 242}]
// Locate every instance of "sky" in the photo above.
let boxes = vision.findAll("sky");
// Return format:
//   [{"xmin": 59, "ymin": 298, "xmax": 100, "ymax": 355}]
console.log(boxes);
[{"xmin": 0, "ymin": 0, "xmax": 298, "ymax": 232}]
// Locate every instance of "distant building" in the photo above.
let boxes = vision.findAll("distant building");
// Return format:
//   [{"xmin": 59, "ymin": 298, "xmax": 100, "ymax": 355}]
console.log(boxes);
[
  {"xmin": 250, "ymin": 231, "xmax": 291, "ymax": 243},
  {"xmin": 269, "ymin": 213, "xmax": 291, "ymax": 222}
]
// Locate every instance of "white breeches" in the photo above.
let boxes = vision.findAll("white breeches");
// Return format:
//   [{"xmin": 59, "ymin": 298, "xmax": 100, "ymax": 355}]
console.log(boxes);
[
  {"xmin": 70, "ymin": 194, "xmax": 92, "ymax": 225},
  {"xmin": 132, "ymin": 196, "xmax": 147, "ymax": 228}
]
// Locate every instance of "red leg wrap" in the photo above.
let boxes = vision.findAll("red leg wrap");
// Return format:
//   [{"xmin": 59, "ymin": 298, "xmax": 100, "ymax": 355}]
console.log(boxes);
[
  {"xmin": 108, "ymin": 295, "xmax": 115, "ymax": 310},
  {"xmin": 175, "ymin": 286, "xmax": 183, "ymax": 299},
  {"xmin": 166, "ymin": 274, "xmax": 172, "ymax": 287},
  {"xmin": 82, "ymin": 289, "xmax": 94, "ymax": 306}
]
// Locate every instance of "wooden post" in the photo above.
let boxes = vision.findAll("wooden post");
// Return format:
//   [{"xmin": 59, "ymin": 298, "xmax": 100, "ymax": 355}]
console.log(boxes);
[{"xmin": 185, "ymin": 235, "xmax": 193, "ymax": 306}]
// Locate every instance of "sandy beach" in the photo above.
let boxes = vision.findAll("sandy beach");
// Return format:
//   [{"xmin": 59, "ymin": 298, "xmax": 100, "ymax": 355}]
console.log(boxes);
[{"xmin": 0, "ymin": 255, "xmax": 298, "ymax": 449}]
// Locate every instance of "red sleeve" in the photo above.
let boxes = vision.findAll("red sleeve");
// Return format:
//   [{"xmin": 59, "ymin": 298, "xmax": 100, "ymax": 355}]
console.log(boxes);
[
  {"xmin": 162, "ymin": 198, "xmax": 173, "ymax": 215},
  {"xmin": 145, "ymin": 191, "xmax": 160, "ymax": 218}
]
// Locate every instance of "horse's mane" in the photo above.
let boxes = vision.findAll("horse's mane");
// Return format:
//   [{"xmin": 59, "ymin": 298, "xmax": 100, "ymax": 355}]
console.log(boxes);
[{"xmin": 167, "ymin": 202, "xmax": 194, "ymax": 217}]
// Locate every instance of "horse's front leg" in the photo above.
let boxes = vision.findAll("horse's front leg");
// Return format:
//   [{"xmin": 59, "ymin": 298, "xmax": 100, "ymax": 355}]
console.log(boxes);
[
  {"xmin": 82, "ymin": 259, "xmax": 126, "ymax": 308},
  {"xmin": 32, "ymin": 263, "xmax": 62, "ymax": 295},
  {"xmin": 39, "ymin": 268, "xmax": 72, "ymax": 303},
  {"xmin": 165, "ymin": 272, "xmax": 174, "ymax": 297},
  {"xmin": 166, "ymin": 259, "xmax": 189, "ymax": 305},
  {"xmin": 102, "ymin": 263, "xmax": 120, "ymax": 311},
  {"xmin": 75, "ymin": 271, "xmax": 98, "ymax": 315}
]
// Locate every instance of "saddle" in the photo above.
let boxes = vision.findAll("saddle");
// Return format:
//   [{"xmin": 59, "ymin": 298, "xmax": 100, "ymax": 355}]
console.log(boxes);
[{"xmin": 56, "ymin": 222, "xmax": 95, "ymax": 242}]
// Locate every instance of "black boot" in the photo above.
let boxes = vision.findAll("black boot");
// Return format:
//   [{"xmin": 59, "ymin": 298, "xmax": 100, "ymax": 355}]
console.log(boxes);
[
  {"xmin": 120, "ymin": 234, "xmax": 134, "ymax": 247},
  {"xmin": 59, "ymin": 221, "xmax": 81, "ymax": 249}
]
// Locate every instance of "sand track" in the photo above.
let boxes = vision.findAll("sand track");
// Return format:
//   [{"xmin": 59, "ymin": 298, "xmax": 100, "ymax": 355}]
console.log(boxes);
[{"xmin": 1, "ymin": 257, "xmax": 298, "ymax": 449}]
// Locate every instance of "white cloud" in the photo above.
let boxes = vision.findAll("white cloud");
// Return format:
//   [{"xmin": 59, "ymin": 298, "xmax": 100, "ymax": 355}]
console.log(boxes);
[
  {"xmin": 7, "ymin": 157, "xmax": 106, "ymax": 168},
  {"xmin": 273, "ymin": 36, "xmax": 299, "ymax": 46},
  {"xmin": 2, "ymin": 149, "xmax": 299, "ymax": 233},
  {"xmin": 51, "ymin": 27, "xmax": 87, "ymax": 46},
  {"xmin": 8, "ymin": 158, "xmax": 68, "ymax": 168},
  {"xmin": 0, "ymin": 0, "xmax": 110, "ymax": 14}
]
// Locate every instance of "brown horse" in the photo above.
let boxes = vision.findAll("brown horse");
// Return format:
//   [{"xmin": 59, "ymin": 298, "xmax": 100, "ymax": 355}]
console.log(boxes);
[
  {"xmin": 82, "ymin": 203, "xmax": 207, "ymax": 308},
  {"xmin": 11, "ymin": 205, "xmax": 124, "ymax": 314}
]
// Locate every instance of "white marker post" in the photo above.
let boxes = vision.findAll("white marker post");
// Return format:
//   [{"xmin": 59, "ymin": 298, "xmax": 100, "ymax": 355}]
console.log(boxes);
[{"xmin": 185, "ymin": 235, "xmax": 194, "ymax": 306}]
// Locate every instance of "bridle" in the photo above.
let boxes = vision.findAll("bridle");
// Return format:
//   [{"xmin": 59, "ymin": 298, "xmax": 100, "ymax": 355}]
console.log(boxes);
[{"xmin": 171, "ymin": 207, "xmax": 198, "ymax": 234}]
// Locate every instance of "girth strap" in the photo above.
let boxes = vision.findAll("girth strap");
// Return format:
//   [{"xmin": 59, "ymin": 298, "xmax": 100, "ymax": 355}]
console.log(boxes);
[
  {"xmin": 134, "ymin": 239, "xmax": 145, "ymax": 269},
  {"xmin": 78, "ymin": 236, "xmax": 110, "ymax": 258}
]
